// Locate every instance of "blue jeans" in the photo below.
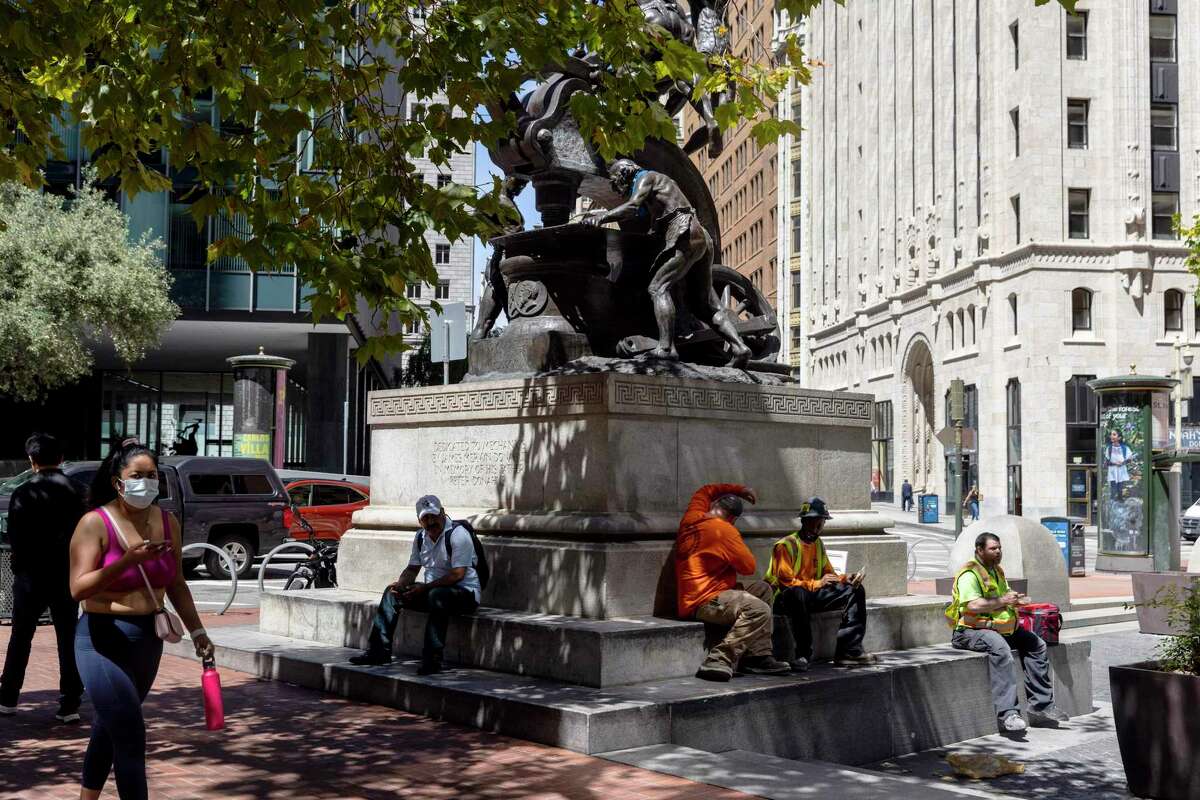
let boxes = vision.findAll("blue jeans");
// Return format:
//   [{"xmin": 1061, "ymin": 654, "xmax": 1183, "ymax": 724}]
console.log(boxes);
[
  {"xmin": 367, "ymin": 584, "xmax": 478, "ymax": 662},
  {"xmin": 74, "ymin": 613, "xmax": 162, "ymax": 800},
  {"xmin": 969, "ymin": 501, "xmax": 979, "ymax": 521}
]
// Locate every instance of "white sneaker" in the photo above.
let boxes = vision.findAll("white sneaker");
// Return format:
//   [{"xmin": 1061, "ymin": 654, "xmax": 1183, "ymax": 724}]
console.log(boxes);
[
  {"xmin": 0, "ymin": 704, "xmax": 16, "ymax": 716},
  {"xmin": 1000, "ymin": 713, "xmax": 1027, "ymax": 732}
]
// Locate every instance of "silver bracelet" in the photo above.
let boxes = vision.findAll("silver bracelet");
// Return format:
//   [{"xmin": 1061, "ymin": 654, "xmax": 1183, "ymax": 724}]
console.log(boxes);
[{"xmin": 189, "ymin": 627, "xmax": 208, "ymax": 638}]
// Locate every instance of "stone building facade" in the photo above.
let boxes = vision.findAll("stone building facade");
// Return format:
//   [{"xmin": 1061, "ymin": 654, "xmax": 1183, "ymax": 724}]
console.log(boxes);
[{"xmin": 800, "ymin": 0, "xmax": 1197, "ymax": 521}]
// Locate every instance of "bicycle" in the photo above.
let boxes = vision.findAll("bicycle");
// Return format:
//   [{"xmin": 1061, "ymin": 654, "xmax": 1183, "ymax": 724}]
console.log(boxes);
[{"xmin": 282, "ymin": 504, "xmax": 339, "ymax": 590}]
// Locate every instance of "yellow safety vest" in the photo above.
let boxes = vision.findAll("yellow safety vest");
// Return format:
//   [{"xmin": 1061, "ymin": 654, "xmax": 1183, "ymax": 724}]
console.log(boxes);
[
  {"xmin": 763, "ymin": 534, "xmax": 831, "ymax": 598},
  {"xmin": 945, "ymin": 559, "xmax": 1017, "ymax": 634}
]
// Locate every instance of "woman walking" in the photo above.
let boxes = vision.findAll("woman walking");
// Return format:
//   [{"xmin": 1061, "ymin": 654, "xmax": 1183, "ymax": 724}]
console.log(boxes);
[
  {"xmin": 963, "ymin": 484, "xmax": 982, "ymax": 522},
  {"xmin": 69, "ymin": 440, "xmax": 213, "ymax": 800}
]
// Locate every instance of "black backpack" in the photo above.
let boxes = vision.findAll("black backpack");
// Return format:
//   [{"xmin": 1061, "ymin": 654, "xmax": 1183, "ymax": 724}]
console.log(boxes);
[{"xmin": 416, "ymin": 519, "xmax": 490, "ymax": 590}]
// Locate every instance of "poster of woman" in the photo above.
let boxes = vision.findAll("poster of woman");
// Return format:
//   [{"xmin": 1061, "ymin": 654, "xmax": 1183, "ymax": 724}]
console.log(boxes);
[{"xmin": 1100, "ymin": 406, "xmax": 1145, "ymax": 554}]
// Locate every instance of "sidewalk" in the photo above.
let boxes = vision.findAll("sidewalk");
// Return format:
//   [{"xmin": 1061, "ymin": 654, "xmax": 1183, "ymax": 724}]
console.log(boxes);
[{"xmin": 0, "ymin": 614, "xmax": 755, "ymax": 800}]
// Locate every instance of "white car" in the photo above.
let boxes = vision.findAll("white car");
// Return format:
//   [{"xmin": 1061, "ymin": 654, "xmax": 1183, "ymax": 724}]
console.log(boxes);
[{"xmin": 1180, "ymin": 499, "xmax": 1200, "ymax": 541}]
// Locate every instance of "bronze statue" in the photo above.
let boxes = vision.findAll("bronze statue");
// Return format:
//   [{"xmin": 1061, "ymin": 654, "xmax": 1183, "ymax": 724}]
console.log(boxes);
[
  {"xmin": 635, "ymin": 0, "xmax": 725, "ymax": 157},
  {"xmin": 472, "ymin": 175, "xmax": 528, "ymax": 342},
  {"xmin": 583, "ymin": 159, "xmax": 751, "ymax": 367}
]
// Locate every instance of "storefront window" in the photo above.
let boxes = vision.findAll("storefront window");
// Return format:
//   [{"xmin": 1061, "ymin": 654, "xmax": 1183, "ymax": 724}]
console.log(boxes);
[
  {"xmin": 871, "ymin": 401, "xmax": 893, "ymax": 502},
  {"xmin": 100, "ymin": 371, "xmax": 236, "ymax": 457}
]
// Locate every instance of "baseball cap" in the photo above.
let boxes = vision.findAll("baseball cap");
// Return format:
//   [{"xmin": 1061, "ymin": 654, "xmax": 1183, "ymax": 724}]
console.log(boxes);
[
  {"xmin": 798, "ymin": 497, "xmax": 832, "ymax": 520},
  {"xmin": 415, "ymin": 495, "xmax": 443, "ymax": 521}
]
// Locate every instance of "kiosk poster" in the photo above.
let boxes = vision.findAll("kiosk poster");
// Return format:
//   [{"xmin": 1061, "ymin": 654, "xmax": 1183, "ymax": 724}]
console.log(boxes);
[{"xmin": 1099, "ymin": 399, "xmax": 1146, "ymax": 555}]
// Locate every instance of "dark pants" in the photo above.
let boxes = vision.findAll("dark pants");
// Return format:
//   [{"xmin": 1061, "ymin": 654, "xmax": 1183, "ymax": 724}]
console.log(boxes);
[
  {"xmin": 951, "ymin": 626, "xmax": 1054, "ymax": 720},
  {"xmin": 74, "ymin": 613, "xmax": 163, "ymax": 800},
  {"xmin": 0, "ymin": 571, "xmax": 83, "ymax": 710},
  {"xmin": 902, "ymin": 495, "xmax": 913, "ymax": 511},
  {"xmin": 367, "ymin": 584, "xmax": 478, "ymax": 662},
  {"xmin": 777, "ymin": 583, "xmax": 868, "ymax": 660}
]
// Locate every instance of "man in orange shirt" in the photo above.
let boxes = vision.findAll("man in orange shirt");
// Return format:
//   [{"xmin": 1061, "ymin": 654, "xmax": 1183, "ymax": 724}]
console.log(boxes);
[
  {"xmin": 764, "ymin": 498, "xmax": 875, "ymax": 671},
  {"xmin": 676, "ymin": 483, "xmax": 791, "ymax": 681}
]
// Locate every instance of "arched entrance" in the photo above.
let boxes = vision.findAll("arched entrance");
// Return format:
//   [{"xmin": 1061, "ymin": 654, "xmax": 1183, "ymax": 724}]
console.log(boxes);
[{"xmin": 902, "ymin": 337, "xmax": 935, "ymax": 494}]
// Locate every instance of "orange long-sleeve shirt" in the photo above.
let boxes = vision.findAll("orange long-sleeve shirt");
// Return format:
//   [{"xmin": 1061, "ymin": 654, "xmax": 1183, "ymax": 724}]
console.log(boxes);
[
  {"xmin": 675, "ymin": 483, "xmax": 756, "ymax": 618},
  {"xmin": 766, "ymin": 535, "xmax": 845, "ymax": 592}
]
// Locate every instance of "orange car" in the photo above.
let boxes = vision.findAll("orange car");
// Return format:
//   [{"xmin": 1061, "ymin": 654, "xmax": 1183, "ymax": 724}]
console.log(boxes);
[{"xmin": 284, "ymin": 479, "xmax": 370, "ymax": 541}]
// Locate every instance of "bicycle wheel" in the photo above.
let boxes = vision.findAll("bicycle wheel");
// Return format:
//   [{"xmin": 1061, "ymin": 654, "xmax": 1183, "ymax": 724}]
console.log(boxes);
[{"xmin": 284, "ymin": 569, "xmax": 314, "ymax": 591}]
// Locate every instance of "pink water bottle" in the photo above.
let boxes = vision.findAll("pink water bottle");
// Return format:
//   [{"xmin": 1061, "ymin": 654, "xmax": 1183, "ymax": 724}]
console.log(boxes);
[{"xmin": 201, "ymin": 657, "xmax": 225, "ymax": 731}]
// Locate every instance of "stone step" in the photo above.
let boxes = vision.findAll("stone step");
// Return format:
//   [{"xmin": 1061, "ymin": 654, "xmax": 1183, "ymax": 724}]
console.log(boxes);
[
  {"xmin": 1067, "ymin": 595, "xmax": 1133, "ymax": 613},
  {"xmin": 166, "ymin": 626, "xmax": 1092, "ymax": 764},
  {"xmin": 261, "ymin": 588, "xmax": 955, "ymax": 687},
  {"xmin": 600, "ymin": 744, "xmax": 1016, "ymax": 799},
  {"xmin": 1061, "ymin": 605, "xmax": 1136, "ymax": 629}
]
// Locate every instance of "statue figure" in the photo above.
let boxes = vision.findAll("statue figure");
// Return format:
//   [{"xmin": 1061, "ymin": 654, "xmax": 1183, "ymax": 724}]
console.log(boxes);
[
  {"xmin": 582, "ymin": 159, "xmax": 752, "ymax": 367},
  {"xmin": 635, "ymin": 0, "xmax": 725, "ymax": 157},
  {"xmin": 472, "ymin": 175, "xmax": 529, "ymax": 342}
]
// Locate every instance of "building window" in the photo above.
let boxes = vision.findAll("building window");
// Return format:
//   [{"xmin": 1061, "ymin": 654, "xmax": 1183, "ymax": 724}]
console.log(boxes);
[
  {"xmin": 1151, "ymin": 105, "xmax": 1177, "ymax": 150},
  {"xmin": 1150, "ymin": 15, "xmax": 1176, "ymax": 62},
  {"xmin": 1007, "ymin": 378, "xmax": 1022, "ymax": 515},
  {"xmin": 791, "ymin": 215, "xmax": 802, "ymax": 252},
  {"xmin": 1008, "ymin": 293, "xmax": 1018, "ymax": 336},
  {"xmin": 791, "ymin": 158, "xmax": 802, "ymax": 197},
  {"xmin": 1165, "ymin": 289, "xmax": 1184, "ymax": 333},
  {"xmin": 1010, "ymin": 21, "xmax": 1019, "ymax": 70},
  {"xmin": 435, "ymin": 243, "xmax": 451, "ymax": 264},
  {"xmin": 436, "ymin": 174, "xmax": 452, "ymax": 189},
  {"xmin": 435, "ymin": 279, "xmax": 450, "ymax": 300},
  {"xmin": 1010, "ymin": 108, "xmax": 1020, "ymax": 157},
  {"xmin": 1071, "ymin": 288, "xmax": 1092, "ymax": 332},
  {"xmin": 1153, "ymin": 193, "xmax": 1179, "ymax": 240},
  {"xmin": 943, "ymin": 384, "xmax": 979, "ymax": 500},
  {"xmin": 1064, "ymin": 374, "xmax": 1098, "ymax": 496},
  {"xmin": 404, "ymin": 318, "xmax": 421, "ymax": 335},
  {"xmin": 1068, "ymin": 189, "xmax": 1090, "ymax": 239},
  {"xmin": 1011, "ymin": 195, "xmax": 1021, "ymax": 243},
  {"xmin": 1067, "ymin": 99, "xmax": 1089, "ymax": 149},
  {"xmin": 871, "ymin": 401, "xmax": 894, "ymax": 502},
  {"xmin": 1066, "ymin": 11, "xmax": 1087, "ymax": 59},
  {"xmin": 406, "ymin": 282, "xmax": 421, "ymax": 299}
]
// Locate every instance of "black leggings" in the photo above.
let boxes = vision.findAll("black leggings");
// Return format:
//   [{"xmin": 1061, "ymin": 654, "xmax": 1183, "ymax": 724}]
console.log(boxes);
[{"xmin": 74, "ymin": 613, "xmax": 163, "ymax": 800}]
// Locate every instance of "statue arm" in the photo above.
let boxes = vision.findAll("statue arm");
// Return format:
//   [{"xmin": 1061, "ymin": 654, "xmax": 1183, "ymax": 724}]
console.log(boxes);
[{"xmin": 588, "ymin": 174, "xmax": 657, "ymax": 226}]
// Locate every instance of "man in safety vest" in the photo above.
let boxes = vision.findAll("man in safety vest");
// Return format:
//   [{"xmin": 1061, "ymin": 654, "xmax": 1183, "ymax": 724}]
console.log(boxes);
[
  {"xmin": 676, "ymin": 483, "xmax": 791, "ymax": 682},
  {"xmin": 764, "ymin": 498, "xmax": 875, "ymax": 671},
  {"xmin": 947, "ymin": 532, "xmax": 1069, "ymax": 732}
]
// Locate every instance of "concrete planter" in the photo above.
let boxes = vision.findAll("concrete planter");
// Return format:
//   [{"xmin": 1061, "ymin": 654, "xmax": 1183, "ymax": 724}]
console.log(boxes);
[
  {"xmin": 1130, "ymin": 572, "xmax": 1200, "ymax": 635},
  {"xmin": 1110, "ymin": 661, "xmax": 1200, "ymax": 799}
]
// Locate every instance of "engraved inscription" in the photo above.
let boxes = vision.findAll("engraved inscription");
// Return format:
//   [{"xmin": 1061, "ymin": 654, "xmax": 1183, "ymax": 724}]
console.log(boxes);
[{"xmin": 431, "ymin": 439, "xmax": 527, "ymax": 487}]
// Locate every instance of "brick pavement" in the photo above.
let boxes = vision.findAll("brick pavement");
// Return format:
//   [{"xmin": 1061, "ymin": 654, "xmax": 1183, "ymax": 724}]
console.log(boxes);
[{"xmin": 0, "ymin": 616, "xmax": 758, "ymax": 800}]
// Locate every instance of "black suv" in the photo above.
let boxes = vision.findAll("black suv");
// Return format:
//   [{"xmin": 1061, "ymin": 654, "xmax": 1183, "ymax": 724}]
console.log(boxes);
[{"xmin": 0, "ymin": 456, "xmax": 289, "ymax": 579}]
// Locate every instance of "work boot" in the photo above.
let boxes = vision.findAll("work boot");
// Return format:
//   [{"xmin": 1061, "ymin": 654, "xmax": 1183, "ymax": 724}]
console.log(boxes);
[
  {"xmin": 416, "ymin": 656, "xmax": 443, "ymax": 676},
  {"xmin": 789, "ymin": 657, "xmax": 810, "ymax": 673},
  {"xmin": 834, "ymin": 649, "xmax": 879, "ymax": 666},
  {"xmin": 1028, "ymin": 706, "xmax": 1069, "ymax": 728},
  {"xmin": 695, "ymin": 659, "xmax": 733, "ymax": 682},
  {"xmin": 999, "ymin": 712, "xmax": 1027, "ymax": 733},
  {"xmin": 739, "ymin": 655, "xmax": 791, "ymax": 675},
  {"xmin": 54, "ymin": 701, "xmax": 80, "ymax": 723},
  {"xmin": 349, "ymin": 650, "xmax": 393, "ymax": 666}
]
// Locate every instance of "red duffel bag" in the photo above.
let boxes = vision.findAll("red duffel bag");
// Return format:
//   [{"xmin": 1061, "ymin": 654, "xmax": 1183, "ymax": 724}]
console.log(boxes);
[{"xmin": 1018, "ymin": 603, "xmax": 1062, "ymax": 644}]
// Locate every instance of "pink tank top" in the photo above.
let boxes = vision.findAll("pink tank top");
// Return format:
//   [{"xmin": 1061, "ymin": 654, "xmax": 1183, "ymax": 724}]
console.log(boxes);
[{"xmin": 97, "ymin": 507, "xmax": 178, "ymax": 593}]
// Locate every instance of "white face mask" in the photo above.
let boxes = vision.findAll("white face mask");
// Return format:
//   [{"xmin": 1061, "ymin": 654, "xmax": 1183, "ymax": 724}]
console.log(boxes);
[{"xmin": 120, "ymin": 478, "xmax": 159, "ymax": 509}]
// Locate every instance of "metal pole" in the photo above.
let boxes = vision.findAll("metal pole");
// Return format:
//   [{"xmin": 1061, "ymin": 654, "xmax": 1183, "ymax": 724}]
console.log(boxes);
[
  {"xmin": 443, "ymin": 319, "xmax": 451, "ymax": 386},
  {"xmin": 954, "ymin": 420, "xmax": 964, "ymax": 536}
]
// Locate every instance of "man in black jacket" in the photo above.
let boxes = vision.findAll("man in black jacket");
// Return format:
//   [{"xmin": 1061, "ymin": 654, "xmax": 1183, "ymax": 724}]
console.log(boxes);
[{"xmin": 0, "ymin": 433, "xmax": 86, "ymax": 721}]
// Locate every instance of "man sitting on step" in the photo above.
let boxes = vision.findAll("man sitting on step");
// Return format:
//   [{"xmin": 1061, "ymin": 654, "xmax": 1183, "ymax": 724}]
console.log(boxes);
[
  {"xmin": 947, "ymin": 532, "xmax": 1069, "ymax": 733},
  {"xmin": 676, "ymin": 483, "xmax": 791, "ymax": 682},
  {"xmin": 765, "ymin": 497, "xmax": 876, "ymax": 672},
  {"xmin": 349, "ymin": 495, "xmax": 480, "ymax": 675}
]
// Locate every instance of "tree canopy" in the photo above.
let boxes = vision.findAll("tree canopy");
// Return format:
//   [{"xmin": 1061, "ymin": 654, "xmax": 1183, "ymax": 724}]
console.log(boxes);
[
  {"xmin": 0, "ymin": 179, "xmax": 178, "ymax": 400},
  {"xmin": 0, "ymin": 0, "xmax": 1080, "ymax": 359}
]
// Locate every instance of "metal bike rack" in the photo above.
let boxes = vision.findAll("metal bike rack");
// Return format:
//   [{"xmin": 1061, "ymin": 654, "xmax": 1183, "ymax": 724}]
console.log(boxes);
[
  {"xmin": 906, "ymin": 535, "xmax": 953, "ymax": 581},
  {"xmin": 258, "ymin": 541, "xmax": 315, "ymax": 593},
  {"xmin": 179, "ymin": 543, "xmax": 239, "ymax": 616}
]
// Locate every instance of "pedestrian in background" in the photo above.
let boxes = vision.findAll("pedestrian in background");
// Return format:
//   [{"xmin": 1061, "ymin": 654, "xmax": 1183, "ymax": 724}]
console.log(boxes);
[
  {"xmin": 900, "ymin": 479, "xmax": 914, "ymax": 512},
  {"xmin": 70, "ymin": 439, "xmax": 213, "ymax": 800},
  {"xmin": 964, "ymin": 484, "xmax": 981, "ymax": 522},
  {"xmin": 0, "ymin": 433, "xmax": 86, "ymax": 721}
]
